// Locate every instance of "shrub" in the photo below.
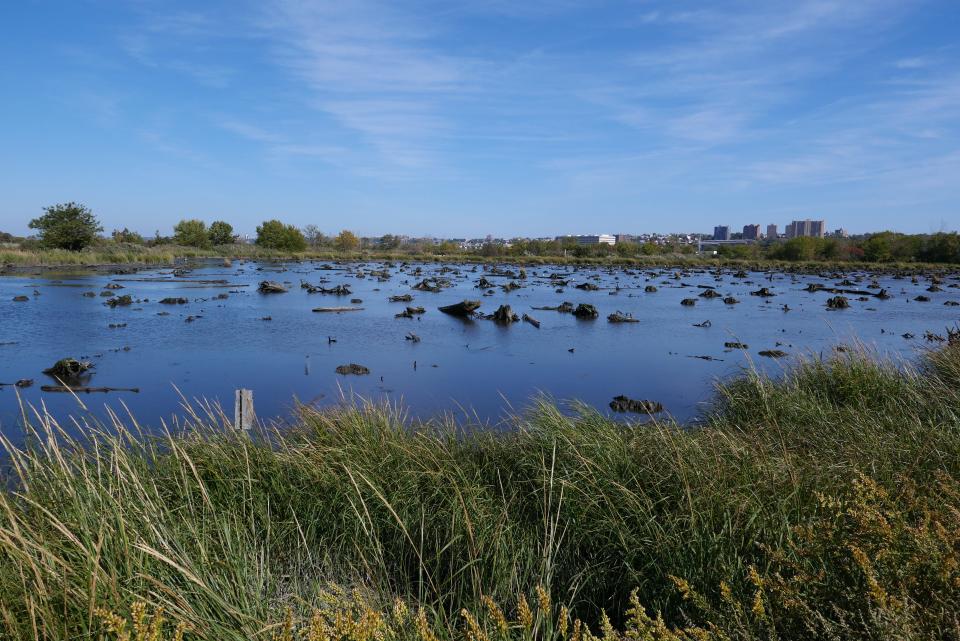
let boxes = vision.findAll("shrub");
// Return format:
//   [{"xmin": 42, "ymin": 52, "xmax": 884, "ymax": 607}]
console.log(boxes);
[
  {"xmin": 335, "ymin": 230, "xmax": 360, "ymax": 252},
  {"xmin": 111, "ymin": 228, "xmax": 144, "ymax": 244},
  {"xmin": 256, "ymin": 219, "xmax": 306, "ymax": 251},
  {"xmin": 208, "ymin": 220, "xmax": 235, "ymax": 245},
  {"xmin": 173, "ymin": 219, "xmax": 210, "ymax": 248}
]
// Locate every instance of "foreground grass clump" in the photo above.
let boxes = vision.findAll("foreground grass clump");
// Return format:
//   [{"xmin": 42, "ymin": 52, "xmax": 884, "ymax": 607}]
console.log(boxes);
[{"xmin": 2, "ymin": 344, "xmax": 960, "ymax": 640}]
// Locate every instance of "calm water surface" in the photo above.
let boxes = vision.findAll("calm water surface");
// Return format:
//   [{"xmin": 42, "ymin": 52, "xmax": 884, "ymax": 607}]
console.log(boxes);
[{"xmin": 2, "ymin": 260, "xmax": 959, "ymax": 444}]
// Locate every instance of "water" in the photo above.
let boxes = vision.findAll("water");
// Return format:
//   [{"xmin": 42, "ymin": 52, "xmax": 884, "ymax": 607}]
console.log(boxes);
[{"xmin": 1, "ymin": 260, "xmax": 958, "ymax": 444}]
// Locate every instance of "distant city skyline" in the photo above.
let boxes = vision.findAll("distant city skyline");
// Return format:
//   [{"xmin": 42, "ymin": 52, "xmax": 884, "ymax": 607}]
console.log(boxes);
[{"xmin": 2, "ymin": 1, "xmax": 959, "ymax": 237}]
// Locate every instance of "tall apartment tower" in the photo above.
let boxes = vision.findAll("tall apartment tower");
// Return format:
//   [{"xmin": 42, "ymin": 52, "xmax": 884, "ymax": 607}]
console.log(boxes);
[
  {"xmin": 713, "ymin": 225, "xmax": 730, "ymax": 241},
  {"xmin": 767, "ymin": 224, "xmax": 778, "ymax": 239},
  {"xmin": 742, "ymin": 224, "xmax": 760, "ymax": 240},
  {"xmin": 787, "ymin": 219, "xmax": 826, "ymax": 238}
]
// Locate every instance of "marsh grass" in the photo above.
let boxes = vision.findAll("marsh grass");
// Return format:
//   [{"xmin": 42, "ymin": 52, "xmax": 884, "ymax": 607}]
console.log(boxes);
[
  {"xmin": 2, "ymin": 344, "xmax": 960, "ymax": 639},
  {"xmin": 3, "ymin": 244, "xmax": 958, "ymax": 272}
]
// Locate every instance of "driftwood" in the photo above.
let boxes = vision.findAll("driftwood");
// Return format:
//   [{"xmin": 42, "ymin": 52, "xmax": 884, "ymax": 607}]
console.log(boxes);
[
  {"xmin": 41, "ymin": 386, "xmax": 140, "ymax": 393},
  {"xmin": 609, "ymin": 395, "xmax": 663, "ymax": 414},
  {"xmin": 805, "ymin": 283, "xmax": 889, "ymax": 297},
  {"xmin": 335, "ymin": 363, "xmax": 370, "ymax": 375},
  {"xmin": 438, "ymin": 300, "xmax": 481, "ymax": 316},
  {"xmin": 115, "ymin": 278, "xmax": 229, "ymax": 284},
  {"xmin": 181, "ymin": 284, "xmax": 247, "ymax": 289},
  {"xmin": 395, "ymin": 306, "xmax": 425, "ymax": 318},
  {"xmin": 607, "ymin": 311, "xmax": 639, "ymax": 323},
  {"xmin": 488, "ymin": 305, "xmax": 519, "ymax": 323},
  {"xmin": 572, "ymin": 304, "xmax": 598, "ymax": 319},
  {"xmin": 258, "ymin": 281, "xmax": 288, "ymax": 293},
  {"xmin": 312, "ymin": 307, "xmax": 364, "ymax": 313},
  {"xmin": 532, "ymin": 302, "xmax": 574, "ymax": 313},
  {"xmin": 759, "ymin": 350, "xmax": 788, "ymax": 358},
  {"xmin": 43, "ymin": 358, "xmax": 93, "ymax": 381},
  {"xmin": 104, "ymin": 295, "xmax": 133, "ymax": 307},
  {"xmin": 522, "ymin": 314, "xmax": 540, "ymax": 328},
  {"xmin": 0, "ymin": 380, "xmax": 33, "ymax": 388},
  {"xmin": 301, "ymin": 280, "xmax": 352, "ymax": 295}
]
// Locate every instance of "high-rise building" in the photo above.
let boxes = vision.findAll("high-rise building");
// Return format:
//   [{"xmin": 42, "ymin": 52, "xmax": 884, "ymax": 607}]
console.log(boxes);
[
  {"xmin": 786, "ymin": 219, "xmax": 826, "ymax": 238},
  {"xmin": 742, "ymin": 224, "xmax": 761, "ymax": 240},
  {"xmin": 713, "ymin": 225, "xmax": 730, "ymax": 241},
  {"xmin": 767, "ymin": 224, "xmax": 778, "ymax": 239}
]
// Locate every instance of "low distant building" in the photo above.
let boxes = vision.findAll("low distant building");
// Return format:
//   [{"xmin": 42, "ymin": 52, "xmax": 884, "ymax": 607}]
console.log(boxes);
[
  {"xmin": 615, "ymin": 234, "xmax": 636, "ymax": 244},
  {"xmin": 832, "ymin": 228, "xmax": 849, "ymax": 238},
  {"xmin": 742, "ymin": 224, "xmax": 761, "ymax": 240},
  {"xmin": 713, "ymin": 226, "xmax": 730, "ymax": 241},
  {"xmin": 766, "ymin": 224, "xmax": 778, "ymax": 239},
  {"xmin": 556, "ymin": 234, "xmax": 616, "ymax": 245}
]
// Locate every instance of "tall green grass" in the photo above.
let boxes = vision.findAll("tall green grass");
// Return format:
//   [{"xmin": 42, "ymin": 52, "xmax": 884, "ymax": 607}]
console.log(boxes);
[{"xmin": 2, "ymin": 344, "xmax": 959, "ymax": 639}]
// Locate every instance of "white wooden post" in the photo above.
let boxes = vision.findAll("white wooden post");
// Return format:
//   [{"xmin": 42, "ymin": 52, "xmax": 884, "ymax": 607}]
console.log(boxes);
[{"xmin": 234, "ymin": 389, "xmax": 254, "ymax": 430}]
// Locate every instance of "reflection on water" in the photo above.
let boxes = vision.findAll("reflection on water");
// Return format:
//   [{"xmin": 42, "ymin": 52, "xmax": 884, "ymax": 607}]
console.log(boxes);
[{"xmin": 1, "ymin": 260, "xmax": 958, "ymax": 444}]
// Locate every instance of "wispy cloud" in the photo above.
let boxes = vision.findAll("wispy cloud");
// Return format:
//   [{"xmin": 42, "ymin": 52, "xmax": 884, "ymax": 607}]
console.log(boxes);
[
  {"xmin": 218, "ymin": 120, "xmax": 285, "ymax": 145},
  {"xmin": 251, "ymin": 0, "xmax": 476, "ymax": 173}
]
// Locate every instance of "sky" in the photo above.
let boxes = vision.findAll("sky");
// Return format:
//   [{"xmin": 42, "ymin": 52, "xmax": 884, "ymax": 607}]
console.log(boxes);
[{"xmin": 1, "ymin": 0, "xmax": 958, "ymax": 238}]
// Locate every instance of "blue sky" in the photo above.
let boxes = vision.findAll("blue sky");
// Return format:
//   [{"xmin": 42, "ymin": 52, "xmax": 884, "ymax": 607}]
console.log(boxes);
[{"xmin": 1, "ymin": 0, "xmax": 958, "ymax": 237}]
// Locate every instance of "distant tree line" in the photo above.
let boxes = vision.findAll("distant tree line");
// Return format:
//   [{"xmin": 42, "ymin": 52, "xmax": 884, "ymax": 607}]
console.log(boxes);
[
  {"xmin": 6, "ymin": 202, "xmax": 960, "ymax": 264},
  {"xmin": 717, "ymin": 232, "xmax": 960, "ymax": 264},
  {"xmin": 8, "ymin": 201, "xmax": 369, "ymax": 255}
]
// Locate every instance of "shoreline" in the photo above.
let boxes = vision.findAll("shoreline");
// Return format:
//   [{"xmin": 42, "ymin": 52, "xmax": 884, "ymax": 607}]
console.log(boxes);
[{"xmin": 4, "ymin": 249, "xmax": 960, "ymax": 275}]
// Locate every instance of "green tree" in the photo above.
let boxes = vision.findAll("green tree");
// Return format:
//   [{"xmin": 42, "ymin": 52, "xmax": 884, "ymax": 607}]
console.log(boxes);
[
  {"xmin": 256, "ymin": 220, "xmax": 306, "ymax": 251},
  {"xmin": 379, "ymin": 234, "xmax": 401, "ymax": 250},
  {"xmin": 208, "ymin": 220, "xmax": 235, "ymax": 245},
  {"xmin": 111, "ymin": 228, "xmax": 144, "ymax": 244},
  {"xmin": 718, "ymin": 244, "xmax": 757, "ymax": 259},
  {"xmin": 773, "ymin": 237, "xmax": 818, "ymax": 261},
  {"xmin": 860, "ymin": 233, "xmax": 893, "ymax": 263},
  {"xmin": 28, "ymin": 202, "xmax": 103, "ymax": 250},
  {"xmin": 640, "ymin": 242, "xmax": 661, "ymax": 256},
  {"xmin": 922, "ymin": 233, "xmax": 960, "ymax": 264},
  {"xmin": 335, "ymin": 230, "xmax": 360, "ymax": 252},
  {"xmin": 173, "ymin": 219, "xmax": 210, "ymax": 248}
]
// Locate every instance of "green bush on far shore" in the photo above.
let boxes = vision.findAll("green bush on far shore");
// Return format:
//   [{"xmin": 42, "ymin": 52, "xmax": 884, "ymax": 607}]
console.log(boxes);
[{"xmin": 2, "ymin": 341, "xmax": 960, "ymax": 640}]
